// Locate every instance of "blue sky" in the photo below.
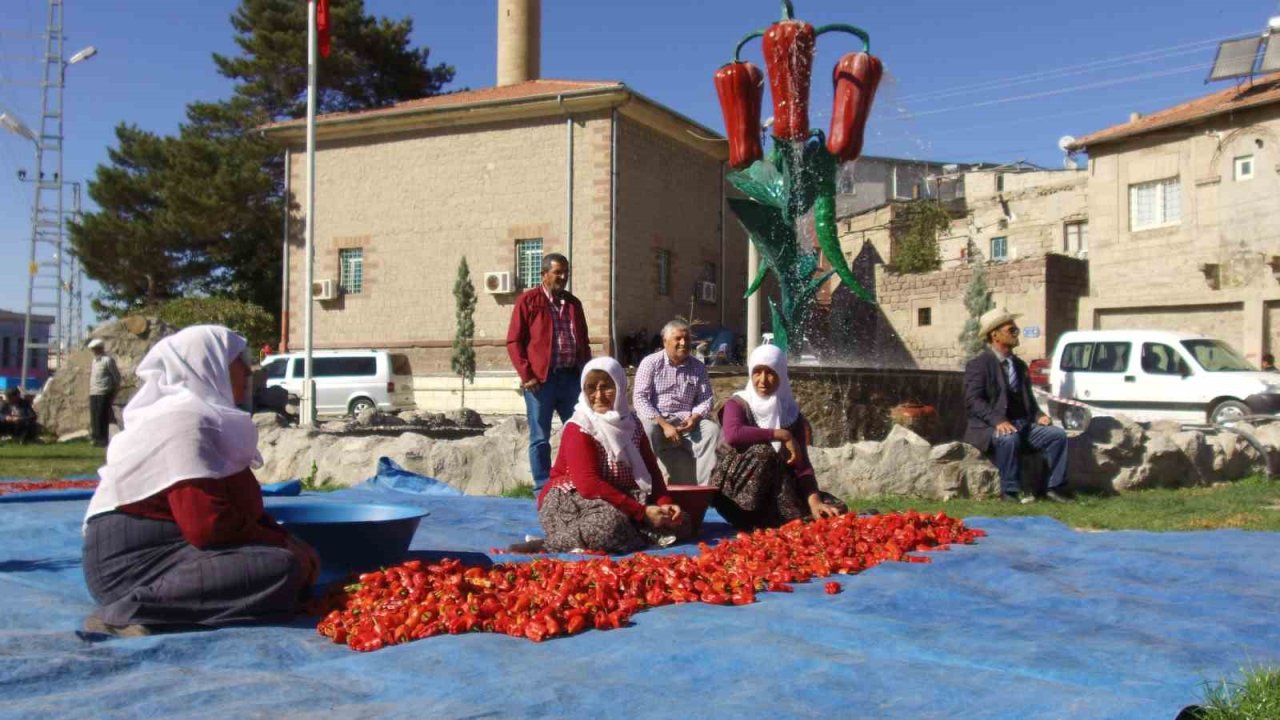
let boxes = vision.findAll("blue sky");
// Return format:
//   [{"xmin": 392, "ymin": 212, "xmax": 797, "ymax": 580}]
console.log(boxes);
[{"xmin": 0, "ymin": 0, "xmax": 1273, "ymax": 324}]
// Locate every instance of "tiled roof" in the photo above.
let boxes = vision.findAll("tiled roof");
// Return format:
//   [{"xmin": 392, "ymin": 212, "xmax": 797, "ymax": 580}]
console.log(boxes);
[
  {"xmin": 261, "ymin": 79, "xmax": 624, "ymax": 131},
  {"xmin": 1069, "ymin": 72, "xmax": 1280, "ymax": 150}
]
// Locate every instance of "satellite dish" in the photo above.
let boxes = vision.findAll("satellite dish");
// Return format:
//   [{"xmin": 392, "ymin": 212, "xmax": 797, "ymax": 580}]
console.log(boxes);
[{"xmin": 1057, "ymin": 135, "xmax": 1076, "ymax": 152}]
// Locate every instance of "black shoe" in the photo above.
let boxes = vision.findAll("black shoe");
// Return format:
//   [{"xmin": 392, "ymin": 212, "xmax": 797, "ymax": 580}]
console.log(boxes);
[
  {"xmin": 1045, "ymin": 488, "xmax": 1076, "ymax": 504},
  {"xmin": 1000, "ymin": 492, "xmax": 1036, "ymax": 504}
]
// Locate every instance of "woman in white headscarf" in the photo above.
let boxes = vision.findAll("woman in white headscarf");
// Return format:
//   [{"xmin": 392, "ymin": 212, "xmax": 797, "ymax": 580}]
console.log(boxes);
[
  {"xmin": 711, "ymin": 344, "xmax": 846, "ymax": 531},
  {"xmin": 81, "ymin": 326, "xmax": 319, "ymax": 637},
  {"xmin": 535, "ymin": 357, "xmax": 688, "ymax": 553}
]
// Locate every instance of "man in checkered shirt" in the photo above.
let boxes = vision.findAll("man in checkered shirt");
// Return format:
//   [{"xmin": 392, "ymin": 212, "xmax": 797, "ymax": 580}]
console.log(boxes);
[{"xmin": 632, "ymin": 319, "xmax": 721, "ymax": 486}]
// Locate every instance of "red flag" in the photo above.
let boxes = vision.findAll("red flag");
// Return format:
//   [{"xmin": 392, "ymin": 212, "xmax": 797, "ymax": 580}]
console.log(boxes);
[{"xmin": 316, "ymin": 0, "xmax": 331, "ymax": 58}]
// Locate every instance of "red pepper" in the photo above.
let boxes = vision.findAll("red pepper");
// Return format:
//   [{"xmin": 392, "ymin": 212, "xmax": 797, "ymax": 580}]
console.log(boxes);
[
  {"xmin": 827, "ymin": 51, "xmax": 883, "ymax": 161},
  {"xmin": 714, "ymin": 61, "xmax": 765, "ymax": 169},
  {"xmin": 762, "ymin": 19, "xmax": 816, "ymax": 140},
  {"xmin": 824, "ymin": 581, "xmax": 842, "ymax": 595}
]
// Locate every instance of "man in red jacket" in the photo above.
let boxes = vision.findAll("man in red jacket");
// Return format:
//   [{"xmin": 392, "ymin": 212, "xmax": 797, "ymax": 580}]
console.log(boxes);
[{"xmin": 506, "ymin": 253, "xmax": 592, "ymax": 491}]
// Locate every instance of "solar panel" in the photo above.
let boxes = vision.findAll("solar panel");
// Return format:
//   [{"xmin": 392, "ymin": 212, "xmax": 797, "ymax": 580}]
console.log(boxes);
[
  {"xmin": 1259, "ymin": 36, "xmax": 1280, "ymax": 73},
  {"xmin": 1209, "ymin": 36, "xmax": 1263, "ymax": 81}
]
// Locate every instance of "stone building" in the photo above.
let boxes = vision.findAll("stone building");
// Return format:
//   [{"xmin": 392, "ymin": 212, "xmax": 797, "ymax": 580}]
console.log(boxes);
[
  {"xmin": 0, "ymin": 309, "xmax": 53, "ymax": 390},
  {"xmin": 831, "ymin": 166, "xmax": 1089, "ymax": 368},
  {"xmin": 1066, "ymin": 72, "xmax": 1280, "ymax": 363},
  {"xmin": 260, "ymin": 0, "xmax": 745, "ymax": 411}
]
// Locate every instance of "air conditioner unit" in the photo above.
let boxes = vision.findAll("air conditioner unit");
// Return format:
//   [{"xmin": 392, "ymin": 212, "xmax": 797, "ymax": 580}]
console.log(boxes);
[
  {"xmin": 483, "ymin": 271, "xmax": 513, "ymax": 295},
  {"xmin": 697, "ymin": 280, "xmax": 718, "ymax": 303},
  {"xmin": 312, "ymin": 279, "xmax": 338, "ymax": 301}
]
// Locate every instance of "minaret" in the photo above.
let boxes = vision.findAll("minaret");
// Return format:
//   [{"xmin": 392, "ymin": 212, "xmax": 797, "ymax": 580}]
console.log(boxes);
[{"xmin": 496, "ymin": 0, "xmax": 541, "ymax": 86}]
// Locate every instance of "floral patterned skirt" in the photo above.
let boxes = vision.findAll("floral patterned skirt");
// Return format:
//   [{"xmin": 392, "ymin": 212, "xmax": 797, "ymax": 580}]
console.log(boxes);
[
  {"xmin": 538, "ymin": 487, "xmax": 649, "ymax": 554},
  {"xmin": 711, "ymin": 443, "xmax": 846, "ymax": 531}
]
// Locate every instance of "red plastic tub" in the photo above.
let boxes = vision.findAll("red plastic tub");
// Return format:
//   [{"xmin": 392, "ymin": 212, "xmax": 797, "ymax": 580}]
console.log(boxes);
[{"xmin": 665, "ymin": 485, "xmax": 720, "ymax": 533}]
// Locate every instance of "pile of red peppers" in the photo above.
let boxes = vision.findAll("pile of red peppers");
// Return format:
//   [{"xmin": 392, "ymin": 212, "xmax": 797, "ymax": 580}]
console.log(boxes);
[
  {"xmin": 313, "ymin": 510, "xmax": 984, "ymax": 652},
  {"xmin": 0, "ymin": 479, "xmax": 98, "ymax": 496},
  {"xmin": 714, "ymin": 1, "xmax": 883, "ymax": 169}
]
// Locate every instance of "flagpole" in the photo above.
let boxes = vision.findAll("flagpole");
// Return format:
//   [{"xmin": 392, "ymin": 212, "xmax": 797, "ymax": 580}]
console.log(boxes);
[{"xmin": 301, "ymin": 0, "xmax": 318, "ymax": 428}]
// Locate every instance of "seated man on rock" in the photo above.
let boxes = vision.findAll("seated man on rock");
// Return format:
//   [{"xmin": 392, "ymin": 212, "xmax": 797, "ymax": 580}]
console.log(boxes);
[
  {"xmin": 0, "ymin": 388, "xmax": 38, "ymax": 443},
  {"xmin": 632, "ymin": 320, "xmax": 721, "ymax": 486},
  {"xmin": 963, "ymin": 309, "xmax": 1072, "ymax": 504}
]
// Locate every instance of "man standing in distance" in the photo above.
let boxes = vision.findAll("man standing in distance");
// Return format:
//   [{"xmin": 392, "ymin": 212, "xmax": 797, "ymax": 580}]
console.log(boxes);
[
  {"xmin": 506, "ymin": 253, "xmax": 591, "ymax": 492},
  {"xmin": 87, "ymin": 338, "xmax": 121, "ymax": 447}
]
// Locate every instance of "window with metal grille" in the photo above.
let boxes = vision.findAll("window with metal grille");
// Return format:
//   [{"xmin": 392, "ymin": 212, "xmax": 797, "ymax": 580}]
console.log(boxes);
[
  {"xmin": 515, "ymin": 238, "xmax": 543, "ymax": 290},
  {"xmin": 917, "ymin": 307, "xmax": 932, "ymax": 327},
  {"xmin": 657, "ymin": 249, "xmax": 671, "ymax": 296},
  {"xmin": 1063, "ymin": 221, "xmax": 1088, "ymax": 254},
  {"xmin": 339, "ymin": 248, "xmax": 364, "ymax": 294},
  {"xmin": 990, "ymin": 236, "xmax": 1008, "ymax": 261},
  {"xmin": 1128, "ymin": 177, "xmax": 1181, "ymax": 231}
]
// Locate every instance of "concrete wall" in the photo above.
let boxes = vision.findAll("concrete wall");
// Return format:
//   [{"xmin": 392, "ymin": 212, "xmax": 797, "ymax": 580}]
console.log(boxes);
[
  {"xmin": 834, "ymin": 157, "xmax": 948, "ymax": 217},
  {"xmin": 1079, "ymin": 103, "xmax": 1280, "ymax": 364}
]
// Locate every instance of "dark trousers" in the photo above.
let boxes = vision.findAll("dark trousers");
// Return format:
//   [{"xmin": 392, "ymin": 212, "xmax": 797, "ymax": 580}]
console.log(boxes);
[
  {"xmin": 0, "ymin": 419, "xmax": 37, "ymax": 443},
  {"xmin": 89, "ymin": 393, "xmax": 115, "ymax": 446},
  {"xmin": 991, "ymin": 419, "xmax": 1068, "ymax": 495},
  {"xmin": 523, "ymin": 368, "xmax": 580, "ymax": 492},
  {"xmin": 83, "ymin": 512, "xmax": 305, "ymax": 628}
]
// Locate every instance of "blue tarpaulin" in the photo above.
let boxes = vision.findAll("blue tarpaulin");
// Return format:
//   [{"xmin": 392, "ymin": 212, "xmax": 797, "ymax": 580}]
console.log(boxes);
[{"xmin": 0, "ymin": 470, "xmax": 1277, "ymax": 718}]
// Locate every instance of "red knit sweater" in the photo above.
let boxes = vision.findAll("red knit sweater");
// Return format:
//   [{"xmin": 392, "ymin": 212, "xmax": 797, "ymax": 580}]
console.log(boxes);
[
  {"xmin": 537, "ymin": 423, "xmax": 673, "ymax": 522},
  {"xmin": 116, "ymin": 468, "xmax": 289, "ymax": 550}
]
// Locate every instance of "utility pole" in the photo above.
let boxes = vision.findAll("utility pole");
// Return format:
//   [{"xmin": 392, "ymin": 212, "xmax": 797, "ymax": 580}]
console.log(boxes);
[{"xmin": 11, "ymin": 1, "xmax": 95, "ymax": 389}]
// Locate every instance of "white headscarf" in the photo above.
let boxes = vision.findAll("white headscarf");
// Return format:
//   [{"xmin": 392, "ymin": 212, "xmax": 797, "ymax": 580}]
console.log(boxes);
[
  {"xmin": 85, "ymin": 325, "xmax": 261, "ymax": 526},
  {"xmin": 734, "ymin": 344, "xmax": 800, "ymax": 451},
  {"xmin": 567, "ymin": 357, "xmax": 652, "ymax": 493}
]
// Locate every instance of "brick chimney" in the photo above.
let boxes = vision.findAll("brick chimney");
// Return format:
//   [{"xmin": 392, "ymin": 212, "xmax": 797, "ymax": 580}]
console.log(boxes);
[{"xmin": 497, "ymin": 0, "xmax": 541, "ymax": 86}]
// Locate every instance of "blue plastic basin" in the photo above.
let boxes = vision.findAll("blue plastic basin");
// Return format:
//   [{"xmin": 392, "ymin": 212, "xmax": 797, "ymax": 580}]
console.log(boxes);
[{"xmin": 265, "ymin": 500, "xmax": 428, "ymax": 575}]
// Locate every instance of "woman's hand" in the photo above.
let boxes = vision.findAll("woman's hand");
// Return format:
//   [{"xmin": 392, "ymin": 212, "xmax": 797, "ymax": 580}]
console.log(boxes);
[
  {"xmin": 286, "ymin": 534, "xmax": 321, "ymax": 586},
  {"xmin": 773, "ymin": 428, "xmax": 800, "ymax": 466},
  {"xmin": 807, "ymin": 493, "xmax": 842, "ymax": 520},
  {"xmin": 644, "ymin": 504, "xmax": 681, "ymax": 530}
]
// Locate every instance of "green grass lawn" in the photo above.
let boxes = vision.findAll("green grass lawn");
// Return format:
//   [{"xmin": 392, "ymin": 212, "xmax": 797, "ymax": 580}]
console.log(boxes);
[
  {"xmin": 1195, "ymin": 666, "xmax": 1280, "ymax": 719},
  {"xmin": 0, "ymin": 440, "xmax": 105, "ymax": 478},
  {"xmin": 851, "ymin": 475, "xmax": 1280, "ymax": 532}
]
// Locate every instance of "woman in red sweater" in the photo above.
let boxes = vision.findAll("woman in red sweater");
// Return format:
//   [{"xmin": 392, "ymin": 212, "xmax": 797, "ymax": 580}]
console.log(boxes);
[
  {"xmin": 81, "ymin": 326, "xmax": 318, "ymax": 637},
  {"xmin": 711, "ymin": 344, "xmax": 846, "ymax": 531},
  {"xmin": 536, "ymin": 357, "xmax": 689, "ymax": 553}
]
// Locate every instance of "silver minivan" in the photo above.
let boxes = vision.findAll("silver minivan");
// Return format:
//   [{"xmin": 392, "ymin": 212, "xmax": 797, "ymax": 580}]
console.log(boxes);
[
  {"xmin": 260, "ymin": 350, "xmax": 413, "ymax": 416},
  {"xmin": 1049, "ymin": 330, "xmax": 1280, "ymax": 428}
]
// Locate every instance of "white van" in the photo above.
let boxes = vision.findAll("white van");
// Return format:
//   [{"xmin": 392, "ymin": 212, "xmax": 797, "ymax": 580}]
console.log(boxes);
[
  {"xmin": 1049, "ymin": 330, "xmax": 1280, "ymax": 428},
  {"xmin": 259, "ymin": 350, "xmax": 414, "ymax": 416}
]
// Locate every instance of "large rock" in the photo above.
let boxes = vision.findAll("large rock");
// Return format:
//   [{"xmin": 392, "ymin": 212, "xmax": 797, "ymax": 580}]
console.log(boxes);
[
  {"xmin": 255, "ymin": 413, "xmax": 553, "ymax": 495},
  {"xmin": 34, "ymin": 317, "xmax": 177, "ymax": 436}
]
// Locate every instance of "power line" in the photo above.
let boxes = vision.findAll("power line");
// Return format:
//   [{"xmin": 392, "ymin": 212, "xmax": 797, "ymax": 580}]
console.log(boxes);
[
  {"xmin": 897, "ymin": 30, "xmax": 1254, "ymax": 103},
  {"xmin": 897, "ymin": 62, "xmax": 1212, "ymax": 120}
]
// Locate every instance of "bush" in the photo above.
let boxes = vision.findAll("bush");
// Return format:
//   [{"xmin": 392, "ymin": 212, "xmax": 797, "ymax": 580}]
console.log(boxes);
[{"xmin": 150, "ymin": 297, "xmax": 276, "ymax": 351}]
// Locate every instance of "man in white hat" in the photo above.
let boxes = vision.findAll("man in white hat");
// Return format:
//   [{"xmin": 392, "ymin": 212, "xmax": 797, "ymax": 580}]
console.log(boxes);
[
  {"xmin": 963, "ymin": 308, "xmax": 1072, "ymax": 503},
  {"xmin": 87, "ymin": 338, "xmax": 121, "ymax": 447}
]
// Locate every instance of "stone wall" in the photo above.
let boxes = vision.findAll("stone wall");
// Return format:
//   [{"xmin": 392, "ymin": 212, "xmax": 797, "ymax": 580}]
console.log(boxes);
[{"xmin": 870, "ymin": 254, "xmax": 1088, "ymax": 369}]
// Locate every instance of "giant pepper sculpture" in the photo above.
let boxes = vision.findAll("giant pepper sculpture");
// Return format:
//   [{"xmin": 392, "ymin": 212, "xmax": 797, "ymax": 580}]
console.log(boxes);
[
  {"xmin": 827, "ymin": 51, "xmax": 883, "ymax": 162},
  {"xmin": 761, "ymin": 17, "xmax": 815, "ymax": 140},
  {"xmin": 717, "ymin": 1, "xmax": 880, "ymax": 351},
  {"xmin": 714, "ymin": 61, "xmax": 765, "ymax": 170}
]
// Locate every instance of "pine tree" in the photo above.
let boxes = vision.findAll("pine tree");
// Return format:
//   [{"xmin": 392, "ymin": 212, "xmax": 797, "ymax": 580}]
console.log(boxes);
[
  {"xmin": 71, "ymin": 0, "xmax": 454, "ymax": 317},
  {"xmin": 452, "ymin": 257, "xmax": 477, "ymax": 407},
  {"xmin": 958, "ymin": 245, "xmax": 995, "ymax": 361}
]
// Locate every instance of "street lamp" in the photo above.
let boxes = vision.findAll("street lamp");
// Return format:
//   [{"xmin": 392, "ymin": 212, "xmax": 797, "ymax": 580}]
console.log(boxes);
[
  {"xmin": 0, "ymin": 111, "xmax": 37, "ymax": 144},
  {"xmin": 67, "ymin": 46, "xmax": 97, "ymax": 65}
]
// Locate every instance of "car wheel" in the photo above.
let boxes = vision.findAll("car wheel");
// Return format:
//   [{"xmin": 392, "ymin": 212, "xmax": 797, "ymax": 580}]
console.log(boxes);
[
  {"xmin": 1060, "ymin": 406, "xmax": 1089, "ymax": 431},
  {"xmin": 348, "ymin": 397, "xmax": 376, "ymax": 416},
  {"xmin": 1209, "ymin": 399, "xmax": 1249, "ymax": 425}
]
